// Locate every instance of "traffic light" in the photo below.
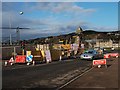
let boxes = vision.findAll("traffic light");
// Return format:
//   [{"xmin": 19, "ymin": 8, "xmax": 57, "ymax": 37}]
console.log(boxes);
[{"xmin": 21, "ymin": 41, "xmax": 25, "ymax": 49}]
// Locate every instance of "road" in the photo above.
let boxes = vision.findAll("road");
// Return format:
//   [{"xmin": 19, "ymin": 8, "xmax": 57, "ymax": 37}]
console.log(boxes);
[
  {"xmin": 2, "ymin": 59, "xmax": 92, "ymax": 89},
  {"xmin": 61, "ymin": 58, "xmax": 118, "ymax": 89}
]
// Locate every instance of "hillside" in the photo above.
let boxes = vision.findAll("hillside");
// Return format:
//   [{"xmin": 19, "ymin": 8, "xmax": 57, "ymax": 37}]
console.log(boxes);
[{"xmin": 26, "ymin": 30, "xmax": 120, "ymax": 44}]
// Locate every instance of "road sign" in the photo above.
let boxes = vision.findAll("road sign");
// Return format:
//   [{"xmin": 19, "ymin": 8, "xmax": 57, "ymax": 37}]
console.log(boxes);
[
  {"xmin": 93, "ymin": 59, "xmax": 107, "ymax": 68},
  {"xmin": 15, "ymin": 55, "xmax": 26, "ymax": 63},
  {"xmin": 9, "ymin": 57, "xmax": 15, "ymax": 65},
  {"xmin": 26, "ymin": 55, "xmax": 33, "ymax": 63},
  {"xmin": 9, "ymin": 57, "xmax": 14, "ymax": 63},
  {"xmin": 26, "ymin": 51, "xmax": 31, "ymax": 56},
  {"xmin": 26, "ymin": 51, "xmax": 33, "ymax": 63},
  {"xmin": 21, "ymin": 41, "xmax": 25, "ymax": 49},
  {"xmin": 45, "ymin": 50, "xmax": 52, "ymax": 63}
]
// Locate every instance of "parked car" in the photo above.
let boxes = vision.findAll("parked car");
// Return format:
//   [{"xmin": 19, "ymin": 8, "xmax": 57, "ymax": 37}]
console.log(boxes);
[{"xmin": 80, "ymin": 49, "xmax": 103, "ymax": 60}]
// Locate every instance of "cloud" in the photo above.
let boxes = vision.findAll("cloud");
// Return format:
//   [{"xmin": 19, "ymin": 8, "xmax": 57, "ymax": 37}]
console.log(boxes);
[
  {"xmin": 91, "ymin": 26, "xmax": 118, "ymax": 32},
  {"xmin": 32, "ymin": 2, "xmax": 96, "ymax": 15},
  {"xmin": 2, "ymin": 2, "xmax": 117, "ymax": 40}
]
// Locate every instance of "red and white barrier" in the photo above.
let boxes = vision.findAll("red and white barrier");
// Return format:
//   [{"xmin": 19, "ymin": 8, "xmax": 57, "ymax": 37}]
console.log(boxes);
[
  {"xmin": 93, "ymin": 59, "xmax": 107, "ymax": 68},
  {"xmin": 109, "ymin": 53, "xmax": 119, "ymax": 58},
  {"xmin": 104, "ymin": 54, "xmax": 110, "ymax": 59},
  {"xmin": 15, "ymin": 55, "xmax": 26, "ymax": 63},
  {"xmin": 104, "ymin": 53, "xmax": 119, "ymax": 59}
]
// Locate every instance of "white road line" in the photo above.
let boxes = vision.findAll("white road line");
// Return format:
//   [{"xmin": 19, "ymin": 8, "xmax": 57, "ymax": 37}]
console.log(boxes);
[{"xmin": 56, "ymin": 67, "xmax": 94, "ymax": 90}]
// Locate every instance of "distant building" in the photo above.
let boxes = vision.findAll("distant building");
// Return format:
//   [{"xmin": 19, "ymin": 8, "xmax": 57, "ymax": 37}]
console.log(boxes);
[
  {"xmin": 75, "ymin": 26, "xmax": 83, "ymax": 34},
  {"xmin": 94, "ymin": 39, "xmax": 120, "ymax": 48}
]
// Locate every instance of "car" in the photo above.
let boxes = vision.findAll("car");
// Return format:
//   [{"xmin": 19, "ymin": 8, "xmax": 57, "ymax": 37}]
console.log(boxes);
[
  {"xmin": 80, "ymin": 49, "xmax": 102, "ymax": 60},
  {"xmin": 94, "ymin": 47, "xmax": 105, "ymax": 54}
]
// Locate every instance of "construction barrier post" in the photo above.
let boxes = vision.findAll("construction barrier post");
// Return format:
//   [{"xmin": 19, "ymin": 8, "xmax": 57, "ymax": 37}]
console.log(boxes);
[
  {"xmin": 59, "ymin": 56, "xmax": 62, "ymax": 61},
  {"xmin": 10, "ymin": 63, "xmax": 13, "ymax": 66},
  {"xmin": 32, "ymin": 61, "xmax": 35, "ymax": 66},
  {"xmin": 5, "ymin": 61, "xmax": 8, "ymax": 66},
  {"xmin": 27, "ymin": 62, "xmax": 30, "ymax": 65}
]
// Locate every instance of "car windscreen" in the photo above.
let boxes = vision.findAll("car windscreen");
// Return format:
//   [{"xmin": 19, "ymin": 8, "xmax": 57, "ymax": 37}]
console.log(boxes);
[{"xmin": 84, "ymin": 51, "xmax": 94, "ymax": 54}]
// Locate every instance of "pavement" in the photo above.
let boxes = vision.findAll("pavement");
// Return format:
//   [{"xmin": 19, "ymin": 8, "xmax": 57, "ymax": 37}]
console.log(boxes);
[{"xmin": 61, "ymin": 57, "xmax": 119, "ymax": 90}]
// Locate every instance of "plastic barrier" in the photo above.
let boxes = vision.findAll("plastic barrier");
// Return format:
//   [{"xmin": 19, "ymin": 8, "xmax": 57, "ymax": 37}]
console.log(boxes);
[
  {"xmin": 93, "ymin": 59, "xmax": 107, "ymax": 68},
  {"xmin": 109, "ymin": 53, "xmax": 119, "ymax": 58},
  {"xmin": 104, "ymin": 54, "xmax": 111, "ymax": 59},
  {"xmin": 104, "ymin": 53, "xmax": 119, "ymax": 59}
]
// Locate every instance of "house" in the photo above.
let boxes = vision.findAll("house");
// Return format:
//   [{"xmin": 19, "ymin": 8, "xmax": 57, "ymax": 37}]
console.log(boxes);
[{"xmin": 94, "ymin": 39, "xmax": 120, "ymax": 48}]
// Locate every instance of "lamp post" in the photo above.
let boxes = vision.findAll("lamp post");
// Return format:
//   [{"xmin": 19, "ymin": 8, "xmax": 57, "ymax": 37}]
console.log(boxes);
[
  {"xmin": 17, "ymin": 11, "xmax": 23, "ymax": 44},
  {"xmin": 19, "ymin": 11, "xmax": 24, "ymax": 55},
  {"xmin": 9, "ymin": 14, "xmax": 12, "ymax": 45}
]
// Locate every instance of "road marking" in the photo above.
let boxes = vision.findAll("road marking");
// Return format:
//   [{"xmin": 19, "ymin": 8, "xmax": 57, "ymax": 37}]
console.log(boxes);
[{"xmin": 56, "ymin": 67, "xmax": 94, "ymax": 90}]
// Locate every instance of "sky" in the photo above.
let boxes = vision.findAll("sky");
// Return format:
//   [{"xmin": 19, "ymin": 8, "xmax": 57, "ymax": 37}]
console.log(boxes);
[{"xmin": 2, "ymin": 2, "xmax": 118, "ymax": 40}]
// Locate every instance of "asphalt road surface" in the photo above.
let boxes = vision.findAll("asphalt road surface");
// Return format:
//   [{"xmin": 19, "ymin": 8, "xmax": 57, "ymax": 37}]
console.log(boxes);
[{"xmin": 2, "ymin": 59, "xmax": 92, "ymax": 89}]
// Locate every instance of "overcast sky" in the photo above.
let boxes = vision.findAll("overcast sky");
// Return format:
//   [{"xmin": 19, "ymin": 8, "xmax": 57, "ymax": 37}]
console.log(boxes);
[{"xmin": 2, "ymin": 2, "xmax": 118, "ymax": 40}]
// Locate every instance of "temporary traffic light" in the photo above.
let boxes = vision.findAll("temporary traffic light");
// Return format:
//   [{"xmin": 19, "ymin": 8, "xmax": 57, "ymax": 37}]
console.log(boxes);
[{"xmin": 21, "ymin": 41, "xmax": 25, "ymax": 49}]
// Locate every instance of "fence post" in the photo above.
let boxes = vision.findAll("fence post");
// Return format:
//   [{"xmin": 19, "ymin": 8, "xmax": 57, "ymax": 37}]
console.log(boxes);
[
  {"xmin": 5, "ymin": 61, "xmax": 8, "ymax": 66},
  {"xmin": 14, "ymin": 47, "xmax": 16, "ymax": 59}
]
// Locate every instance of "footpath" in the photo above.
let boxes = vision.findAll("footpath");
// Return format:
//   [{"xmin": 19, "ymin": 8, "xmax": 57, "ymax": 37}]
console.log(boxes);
[{"xmin": 62, "ymin": 57, "xmax": 119, "ymax": 90}]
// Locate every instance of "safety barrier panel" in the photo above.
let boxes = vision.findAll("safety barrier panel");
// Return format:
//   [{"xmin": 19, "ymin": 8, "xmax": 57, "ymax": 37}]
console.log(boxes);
[
  {"xmin": 104, "ymin": 53, "xmax": 119, "ymax": 59},
  {"xmin": 93, "ymin": 59, "xmax": 107, "ymax": 68},
  {"xmin": 15, "ymin": 55, "xmax": 26, "ymax": 63}
]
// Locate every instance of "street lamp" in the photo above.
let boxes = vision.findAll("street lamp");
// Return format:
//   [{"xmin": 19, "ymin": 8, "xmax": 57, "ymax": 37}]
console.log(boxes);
[
  {"xmin": 9, "ymin": 11, "xmax": 24, "ymax": 45},
  {"xmin": 19, "ymin": 11, "xmax": 25, "ymax": 55},
  {"xmin": 17, "ymin": 11, "xmax": 24, "ymax": 44},
  {"xmin": 19, "ymin": 11, "xmax": 24, "ymax": 15}
]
